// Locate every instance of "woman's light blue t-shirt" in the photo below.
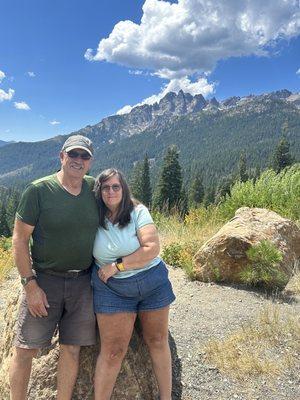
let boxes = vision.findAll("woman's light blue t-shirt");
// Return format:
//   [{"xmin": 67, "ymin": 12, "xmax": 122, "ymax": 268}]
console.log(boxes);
[{"xmin": 93, "ymin": 204, "xmax": 161, "ymax": 279}]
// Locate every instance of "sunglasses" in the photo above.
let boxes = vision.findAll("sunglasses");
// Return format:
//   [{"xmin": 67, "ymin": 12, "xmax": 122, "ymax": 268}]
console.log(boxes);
[
  {"xmin": 66, "ymin": 150, "xmax": 91, "ymax": 160},
  {"xmin": 101, "ymin": 184, "xmax": 122, "ymax": 193}
]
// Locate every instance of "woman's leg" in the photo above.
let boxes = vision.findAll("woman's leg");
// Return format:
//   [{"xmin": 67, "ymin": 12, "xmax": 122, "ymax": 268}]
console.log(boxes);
[
  {"xmin": 94, "ymin": 312, "xmax": 136, "ymax": 400},
  {"xmin": 139, "ymin": 306, "xmax": 172, "ymax": 400}
]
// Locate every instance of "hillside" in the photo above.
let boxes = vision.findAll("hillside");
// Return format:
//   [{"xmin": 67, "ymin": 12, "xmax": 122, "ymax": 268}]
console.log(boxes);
[
  {"xmin": 0, "ymin": 141, "xmax": 14, "ymax": 148},
  {"xmin": 0, "ymin": 89, "xmax": 299, "ymax": 188}
]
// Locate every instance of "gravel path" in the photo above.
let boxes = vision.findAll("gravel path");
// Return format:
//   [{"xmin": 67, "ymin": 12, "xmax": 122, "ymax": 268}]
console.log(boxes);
[
  {"xmin": 168, "ymin": 266, "xmax": 300, "ymax": 400},
  {"xmin": 1, "ymin": 267, "xmax": 299, "ymax": 400}
]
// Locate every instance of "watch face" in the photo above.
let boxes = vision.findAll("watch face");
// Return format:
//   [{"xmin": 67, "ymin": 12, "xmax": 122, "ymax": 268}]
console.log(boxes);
[{"xmin": 21, "ymin": 276, "xmax": 35, "ymax": 286}]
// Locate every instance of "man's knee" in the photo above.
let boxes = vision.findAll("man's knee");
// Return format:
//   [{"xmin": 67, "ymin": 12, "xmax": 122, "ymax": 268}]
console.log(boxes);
[
  {"xmin": 12, "ymin": 347, "xmax": 39, "ymax": 364},
  {"xmin": 59, "ymin": 344, "xmax": 81, "ymax": 362}
]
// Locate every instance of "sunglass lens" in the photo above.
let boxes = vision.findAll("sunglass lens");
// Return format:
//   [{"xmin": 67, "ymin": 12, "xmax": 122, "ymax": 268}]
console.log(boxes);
[{"xmin": 67, "ymin": 150, "xmax": 91, "ymax": 160}]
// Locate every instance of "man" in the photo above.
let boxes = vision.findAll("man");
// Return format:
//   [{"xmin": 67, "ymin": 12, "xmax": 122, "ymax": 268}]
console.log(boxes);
[{"xmin": 9, "ymin": 135, "xmax": 99, "ymax": 400}]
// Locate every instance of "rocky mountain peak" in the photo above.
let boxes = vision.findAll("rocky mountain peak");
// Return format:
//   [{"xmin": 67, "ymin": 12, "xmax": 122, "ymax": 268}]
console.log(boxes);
[
  {"xmin": 269, "ymin": 89, "xmax": 292, "ymax": 99},
  {"xmin": 222, "ymin": 96, "xmax": 241, "ymax": 107},
  {"xmin": 209, "ymin": 97, "xmax": 220, "ymax": 107},
  {"xmin": 83, "ymin": 88, "xmax": 299, "ymax": 142}
]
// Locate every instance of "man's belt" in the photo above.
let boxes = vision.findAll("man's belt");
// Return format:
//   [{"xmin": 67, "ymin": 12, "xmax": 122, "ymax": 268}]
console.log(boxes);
[{"xmin": 34, "ymin": 268, "xmax": 91, "ymax": 278}]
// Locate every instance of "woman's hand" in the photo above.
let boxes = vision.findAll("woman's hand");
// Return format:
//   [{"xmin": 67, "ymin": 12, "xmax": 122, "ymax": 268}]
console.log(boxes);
[{"xmin": 98, "ymin": 263, "xmax": 118, "ymax": 283}]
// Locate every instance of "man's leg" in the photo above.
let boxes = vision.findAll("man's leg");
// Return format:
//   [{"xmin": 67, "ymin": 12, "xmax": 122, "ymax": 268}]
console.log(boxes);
[
  {"xmin": 9, "ymin": 347, "xmax": 38, "ymax": 400},
  {"xmin": 10, "ymin": 272, "xmax": 64, "ymax": 399},
  {"xmin": 56, "ymin": 344, "xmax": 81, "ymax": 400},
  {"xmin": 57, "ymin": 273, "xmax": 97, "ymax": 399}
]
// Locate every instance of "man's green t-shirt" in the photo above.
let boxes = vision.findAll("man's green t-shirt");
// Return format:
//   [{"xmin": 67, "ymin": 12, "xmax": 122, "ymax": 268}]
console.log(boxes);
[{"xmin": 16, "ymin": 174, "xmax": 99, "ymax": 272}]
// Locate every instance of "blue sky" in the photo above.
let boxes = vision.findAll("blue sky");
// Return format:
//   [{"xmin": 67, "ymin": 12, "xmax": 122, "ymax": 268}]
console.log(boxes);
[{"xmin": 0, "ymin": 0, "xmax": 299, "ymax": 142}]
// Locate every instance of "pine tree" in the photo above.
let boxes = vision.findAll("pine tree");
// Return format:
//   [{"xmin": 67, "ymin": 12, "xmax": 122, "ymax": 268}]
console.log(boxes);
[
  {"xmin": 214, "ymin": 175, "xmax": 235, "ymax": 204},
  {"xmin": 140, "ymin": 154, "xmax": 152, "ymax": 207},
  {"xmin": 203, "ymin": 186, "xmax": 215, "ymax": 207},
  {"xmin": 6, "ymin": 189, "xmax": 20, "ymax": 234},
  {"xmin": 130, "ymin": 155, "xmax": 152, "ymax": 207},
  {"xmin": 0, "ymin": 204, "xmax": 10, "ymax": 237},
  {"xmin": 189, "ymin": 174, "xmax": 204, "ymax": 206},
  {"xmin": 272, "ymin": 136, "xmax": 293, "ymax": 173},
  {"xmin": 153, "ymin": 145, "xmax": 183, "ymax": 212},
  {"xmin": 179, "ymin": 187, "xmax": 189, "ymax": 217},
  {"xmin": 130, "ymin": 161, "xmax": 143, "ymax": 200},
  {"xmin": 238, "ymin": 151, "xmax": 248, "ymax": 182}
]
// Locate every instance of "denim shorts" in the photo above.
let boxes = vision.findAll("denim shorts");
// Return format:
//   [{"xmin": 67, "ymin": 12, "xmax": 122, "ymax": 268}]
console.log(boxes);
[{"xmin": 91, "ymin": 261, "xmax": 176, "ymax": 313}]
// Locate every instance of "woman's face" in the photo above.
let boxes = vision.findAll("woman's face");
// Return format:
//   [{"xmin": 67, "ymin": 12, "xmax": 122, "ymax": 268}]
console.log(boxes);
[{"xmin": 101, "ymin": 175, "xmax": 123, "ymax": 211}]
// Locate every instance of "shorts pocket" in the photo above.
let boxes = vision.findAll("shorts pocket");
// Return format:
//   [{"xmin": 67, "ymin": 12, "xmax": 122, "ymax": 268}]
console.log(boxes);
[{"xmin": 139, "ymin": 261, "xmax": 169, "ymax": 296}]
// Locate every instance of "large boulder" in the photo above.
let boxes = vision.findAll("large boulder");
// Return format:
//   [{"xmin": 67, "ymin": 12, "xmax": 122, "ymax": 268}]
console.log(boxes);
[
  {"xmin": 0, "ymin": 282, "xmax": 159, "ymax": 400},
  {"xmin": 194, "ymin": 207, "xmax": 300, "ymax": 283}
]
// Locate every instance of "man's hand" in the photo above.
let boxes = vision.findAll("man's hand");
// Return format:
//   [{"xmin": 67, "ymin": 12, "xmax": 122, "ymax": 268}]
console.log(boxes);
[
  {"xmin": 98, "ymin": 263, "xmax": 118, "ymax": 283},
  {"xmin": 25, "ymin": 280, "xmax": 50, "ymax": 318}
]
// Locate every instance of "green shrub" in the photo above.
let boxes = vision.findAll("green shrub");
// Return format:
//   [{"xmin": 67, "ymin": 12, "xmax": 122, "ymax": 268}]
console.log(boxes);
[
  {"xmin": 162, "ymin": 241, "xmax": 197, "ymax": 280},
  {"xmin": 240, "ymin": 240, "xmax": 288, "ymax": 288},
  {"xmin": 0, "ymin": 237, "xmax": 13, "ymax": 281},
  {"xmin": 0, "ymin": 236, "xmax": 12, "ymax": 251},
  {"xmin": 219, "ymin": 164, "xmax": 300, "ymax": 222},
  {"xmin": 161, "ymin": 242, "xmax": 183, "ymax": 268}
]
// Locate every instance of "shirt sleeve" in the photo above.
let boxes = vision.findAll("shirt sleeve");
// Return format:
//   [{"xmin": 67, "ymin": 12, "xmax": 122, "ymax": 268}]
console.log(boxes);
[
  {"xmin": 16, "ymin": 184, "xmax": 40, "ymax": 226},
  {"xmin": 134, "ymin": 204, "xmax": 154, "ymax": 229}
]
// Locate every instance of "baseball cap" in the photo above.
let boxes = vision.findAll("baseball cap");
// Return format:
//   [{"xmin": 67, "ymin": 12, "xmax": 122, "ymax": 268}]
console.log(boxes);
[{"xmin": 61, "ymin": 135, "xmax": 94, "ymax": 157}]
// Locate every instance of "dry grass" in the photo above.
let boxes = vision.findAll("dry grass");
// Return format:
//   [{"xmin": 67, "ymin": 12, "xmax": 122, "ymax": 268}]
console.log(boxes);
[
  {"xmin": 157, "ymin": 207, "xmax": 222, "ymax": 249},
  {"xmin": 203, "ymin": 306, "xmax": 300, "ymax": 380},
  {"xmin": 291, "ymin": 272, "xmax": 300, "ymax": 294},
  {"xmin": 155, "ymin": 208, "xmax": 222, "ymax": 279}
]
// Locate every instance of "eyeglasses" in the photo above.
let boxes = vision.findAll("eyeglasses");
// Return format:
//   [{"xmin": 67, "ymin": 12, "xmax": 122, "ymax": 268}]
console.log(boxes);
[
  {"xmin": 66, "ymin": 150, "xmax": 91, "ymax": 160},
  {"xmin": 101, "ymin": 184, "xmax": 122, "ymax": 193}
]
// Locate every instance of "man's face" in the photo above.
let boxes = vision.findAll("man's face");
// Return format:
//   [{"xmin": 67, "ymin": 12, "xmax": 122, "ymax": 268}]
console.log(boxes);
[{"xmin": 60, "ymin": 148, "xmax": 92, "ymax": 179}]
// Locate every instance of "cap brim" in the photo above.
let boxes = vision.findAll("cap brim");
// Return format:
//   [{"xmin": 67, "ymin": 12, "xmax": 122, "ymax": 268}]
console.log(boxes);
[{"xmin": 64, "ymin": 145, "xmax": 93, "ymax": 157}]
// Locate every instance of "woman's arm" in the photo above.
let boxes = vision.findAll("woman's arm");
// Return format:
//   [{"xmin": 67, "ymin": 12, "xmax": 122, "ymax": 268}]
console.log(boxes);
[
  {"xmin": 98, "ymin": 224, "xmax": 160, "ymax": 283},
  {"xmin": 123, "ymin": 223, "xmax": 160, "ymax": 268}
]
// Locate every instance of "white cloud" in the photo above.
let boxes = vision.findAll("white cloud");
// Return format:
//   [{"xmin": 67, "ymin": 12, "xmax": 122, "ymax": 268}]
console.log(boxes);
[
  {"xmin": 129, "ymin": 70, "xmax": 144, "ymax": 75},
  {"xmin": 297, "ymin": 68, "xmax": 300, "ymax": 75},
  {"xmin": 0, "ymin": 70, "xmax": 15, "ymax": 103},
  {"xmin": 117, "ymin": 76, "xmax": 215, "ymax": 114},
  {"xmin": 49, "ymin": 120, "xmax": 60, "ymax": 125},
  {"xmin": 14, "ymin": 101, "xmax": 30, "ymax": 110},
  {"xmin": 0, "ymin": 70, "xmax": 5, "ymax": 83},
  {"xmin": 0, "ymin": 88, "xmax": 15, "ymax": 102},
  {"xmin": 27, "ymin": 71, "xmax": 36, "ymax": 77},
  {"xmin": 85, "ymin": 0, "xmax": 300, "ymax": 78}
]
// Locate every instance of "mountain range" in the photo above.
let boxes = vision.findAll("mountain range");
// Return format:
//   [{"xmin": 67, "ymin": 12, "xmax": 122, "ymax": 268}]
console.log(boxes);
[
  {"xmin": 0, "ymin": 140, "xmax": 14, "ymax": 148},
  {"xmin": 0, "ymin": 89, "xmax": 299, "ymax": 189}
]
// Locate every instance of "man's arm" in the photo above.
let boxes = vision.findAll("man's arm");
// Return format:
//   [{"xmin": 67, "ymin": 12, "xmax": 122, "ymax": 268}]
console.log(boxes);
[{"xmin": 13, "ymin": 219, "xmax": 49, "ymax": 318}]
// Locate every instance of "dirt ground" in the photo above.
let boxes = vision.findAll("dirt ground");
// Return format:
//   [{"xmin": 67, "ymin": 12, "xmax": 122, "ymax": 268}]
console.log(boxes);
[{"xmin": 1, "ymin": 267, "xmax": 299, "ymax": 400}]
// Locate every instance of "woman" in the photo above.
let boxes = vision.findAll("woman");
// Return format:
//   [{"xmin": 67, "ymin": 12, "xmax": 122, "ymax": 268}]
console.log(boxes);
[{"xmin": 91, "ymin": 168, "xmax": 175, "ymax": 400}]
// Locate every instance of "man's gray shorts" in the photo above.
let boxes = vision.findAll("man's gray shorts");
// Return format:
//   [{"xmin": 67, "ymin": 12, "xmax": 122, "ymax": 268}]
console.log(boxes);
[{"xmin": 14, "ymin": 270, "xmax": 97, "ymax": 349}]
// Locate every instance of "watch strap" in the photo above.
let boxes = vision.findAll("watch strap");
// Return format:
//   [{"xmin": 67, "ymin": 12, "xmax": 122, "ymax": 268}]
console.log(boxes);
[
  {"xmin": 116, "ymin": 258, "xmax": 125, "ymax": 271},
  {"xmin": 21, "ymin": 275, "xmax": 36, "ymax": 287}
]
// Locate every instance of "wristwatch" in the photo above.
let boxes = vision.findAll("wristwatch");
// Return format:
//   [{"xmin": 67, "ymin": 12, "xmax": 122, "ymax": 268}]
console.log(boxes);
[
  {"xmin": 116, "ymin": 258, "xmax": 125, "ymax": 271},
  {"xmin": 21, "ymin": 275, "xmax": 36, "ymax": 287}
]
